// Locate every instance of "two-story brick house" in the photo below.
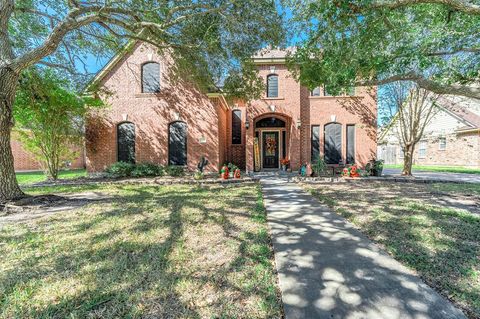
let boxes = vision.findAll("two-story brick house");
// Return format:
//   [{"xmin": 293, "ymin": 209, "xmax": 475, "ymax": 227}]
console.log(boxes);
[{"xmin": 85, "ymin": 42, "xmax": 377, "ymax": 173}]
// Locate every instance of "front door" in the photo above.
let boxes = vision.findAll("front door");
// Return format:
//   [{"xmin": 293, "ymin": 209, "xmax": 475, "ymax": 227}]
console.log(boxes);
[{"xmin": 262, "ymin": 131, "xmax": 279, "ymax": 169}]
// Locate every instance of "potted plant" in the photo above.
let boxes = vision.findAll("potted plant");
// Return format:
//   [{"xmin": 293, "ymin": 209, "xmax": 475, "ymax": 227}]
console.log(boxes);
[
  {"xmin": 312, "ymin": 158, "xmax": 327, "ymax": 176},
  {"xmin": 227, "ymin": 163, "xmax": 239, "ymax": 178},
  {"xmin": 365, "ymin": 159, "xmax": 384, "ymax": 176},
  {"xmin": 280, "ymin": 158, "xmax": 290, "ymax": 171}
]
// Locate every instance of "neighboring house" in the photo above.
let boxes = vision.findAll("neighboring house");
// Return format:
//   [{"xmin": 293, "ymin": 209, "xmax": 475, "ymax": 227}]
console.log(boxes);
[
  {"xmin": 11, "ymin": 132, "xmax": 86, "ymax": 171},
  {"xmin": 378, "ymin": 96, "xmax": 480, "ymax": 167},
  {"xmin": 84, "ymin": 42, "xmax": 377, "ymax": 173}
]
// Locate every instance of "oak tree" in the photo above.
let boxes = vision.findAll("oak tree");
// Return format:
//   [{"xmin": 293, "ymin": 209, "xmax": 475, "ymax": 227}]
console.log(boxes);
[
  {"xmin": 288, "ymin": 0, "xmax": 479, "ymax": 98},
  {"xmin": 0, "ymin": 0, "xmax": 284, "ymax": 200}
]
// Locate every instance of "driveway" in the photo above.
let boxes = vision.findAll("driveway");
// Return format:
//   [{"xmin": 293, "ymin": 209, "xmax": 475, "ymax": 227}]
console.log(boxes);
[
  {"xmin": 383, "ymin": 168, "xmax": 480, "ymax": 183},
  {"xmin": 260, "ymin": 176, "xmax": 466, "ymax": 319}
]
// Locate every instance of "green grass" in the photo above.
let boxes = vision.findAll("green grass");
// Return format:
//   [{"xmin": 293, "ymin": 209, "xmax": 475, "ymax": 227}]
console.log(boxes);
[
  {"xmin": 306, "ymin": 181, "xmax": 480, "ymax": 318},
  {"xmin": 0, "ymin": 183, "xmax": 281, "ymax": 318},
  {"xmin": 16, "ymin": 169, "xmax": 87, "ymax": 185},
  {"xmin": 384, "ymin": 164, "xmax": 480, "ymax": 175},
  {"xmin": 429, "ymin": 183, "xmax": 480, "ymax": 196}
]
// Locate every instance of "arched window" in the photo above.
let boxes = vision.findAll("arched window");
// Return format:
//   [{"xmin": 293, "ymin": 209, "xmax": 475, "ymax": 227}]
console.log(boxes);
[
  {"xmin": 255, "ymin": 117, "xmax": 285, "ymax": 128},
  {"xmin": 266, "ymin": 74, "xmax": 278, "ymax": 98},
  {"xmin": 117, "ymin": 122, "xmax": 135, "ymax": 163},
  {"xmin": 324, "ymin": 122, "xmax": 342, "ymax": 164},
  {"xmin": 142, "ymin": 62, "xmax": 160, "ymax": 93},
  {"xmin": 169, "ymin": 121, "xmax": 187, "ymax": 165},
  {"xmin": 232, "ymin": 110, "xmax": 242, "ymax": 144}
]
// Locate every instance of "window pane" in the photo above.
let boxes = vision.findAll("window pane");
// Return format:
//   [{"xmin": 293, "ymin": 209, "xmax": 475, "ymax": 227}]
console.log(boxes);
[
  {"xmin": 311, "ymin": 125, "xmax": 320, "ymax": 161},
  {"xmin": 142, "ymin": 62, "xmax": 160, "ymax": 93},
  {"xmin": 419, "ymin": 141, "xmax": 427, "ymax": 158},
  {"xmin": 346, "ymin": 125, "xmax": 355, "ymax": 164},
  {"xmin": 324, "ymin": 123, "xmax": 342, "ymax": 164},
  {"xmin": 311, "ymin": 87, "xmax": 321, "ymax": 96},
  {"xmin": 439, "ymin": 137, "xmax": 446, "ymax": 150},
  {"xmin": 117, "ymin": 122, "xmax": 135, "ymax": 163},
  {"xmin": 169, "ymin": 122, "xmax": 187, "ymax": 165},
  {"xmin": 267, "ymin": 75, "xmax": 278, "ymax": 97},
  {"xmin": 232, "ymin": 110, "xmax": 242, "ymax": 144}
]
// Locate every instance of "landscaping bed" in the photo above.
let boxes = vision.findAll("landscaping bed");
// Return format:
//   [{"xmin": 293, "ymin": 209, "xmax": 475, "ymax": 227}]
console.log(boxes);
[
  {"xmin": 303, "ymin": 181, "xmax": 480, "ymax": 318},
  {"xmin": 0, "ymin": 183, "xmax": 282, "ymax": 318}
]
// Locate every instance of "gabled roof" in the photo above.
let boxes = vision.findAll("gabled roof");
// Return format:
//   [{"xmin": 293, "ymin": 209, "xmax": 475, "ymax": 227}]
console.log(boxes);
[
  {"xmin": 251, "ymin": 47, "xmax": 296, "ymax": 64},
  {"xmin": 84, "ymin": 40, "xmax": 137, "ymax": 93},
  {"xmin": 378, "ymin": 92, "xmax": 480, "ymax": 140},
  {"xmin": 437, "ymin": 96, "xmax": 480, "ymax": 129}
]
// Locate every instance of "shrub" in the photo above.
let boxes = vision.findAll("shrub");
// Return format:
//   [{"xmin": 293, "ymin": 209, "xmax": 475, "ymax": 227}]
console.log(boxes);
[
  {"xmin": 312, "ymin": 158, "xmax": 327, "ymax": 176},
  {"xmin": 131, "ymin": 163, "xmax": 164, "ymax": 177},
  {"xmin": 165, "ymin": 165, "xmax": 185, "ymax": 177},
  {"xmin": 105, "ymin": 162, "xmax": 135, "ymax": 178}
]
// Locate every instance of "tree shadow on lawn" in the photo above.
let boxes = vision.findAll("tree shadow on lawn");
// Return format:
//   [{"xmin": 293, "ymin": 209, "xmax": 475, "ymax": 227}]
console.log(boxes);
[
  {"xmin": 308, "ymin": 182, "xmax": 480, "ymax": 318},
  {"xmin": 0, "ymin": 184, "xmax": 281, "ymax": 318}
]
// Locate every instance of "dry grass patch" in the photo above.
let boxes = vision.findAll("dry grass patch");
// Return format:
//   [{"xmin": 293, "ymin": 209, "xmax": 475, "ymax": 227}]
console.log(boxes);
[
  {"xmin": 0, "ymin": 184, "xmax": 282, "ymax": 318},
  {"xmin": 304, "ymin": 181, "xmax": 480, "ymax": 318}
]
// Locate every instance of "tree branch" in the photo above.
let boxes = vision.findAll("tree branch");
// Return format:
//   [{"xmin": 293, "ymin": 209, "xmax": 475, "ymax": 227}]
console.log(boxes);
[
  {"xmin": 366, "ymin": 0, "xmax": 480, "ymax": 15},
  {"xmin": 359, "ymin": 72, "xmax": 480, "ymax": 99}
]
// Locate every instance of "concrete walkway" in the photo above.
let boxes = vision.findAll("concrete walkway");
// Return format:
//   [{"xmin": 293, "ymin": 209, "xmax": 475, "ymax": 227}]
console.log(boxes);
[
  {"xmin": 260, "ymin": 176, "xmax": 466, "ymax": 319},
  {"xmin": 383, "ymin": 168, "xmax": 480, "ymax": 183}
]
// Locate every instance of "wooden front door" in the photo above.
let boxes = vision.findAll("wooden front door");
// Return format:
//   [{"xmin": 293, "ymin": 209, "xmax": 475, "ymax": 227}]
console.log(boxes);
[{"xmin": 262, "ymin": 131, "xmax": 279, "ymax": 169}]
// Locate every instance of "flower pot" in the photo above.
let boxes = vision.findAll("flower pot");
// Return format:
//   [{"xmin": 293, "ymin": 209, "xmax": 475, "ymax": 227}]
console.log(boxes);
[{"xmin": 281, "ymin": 165, "xmax": 287, "ymax": 171}]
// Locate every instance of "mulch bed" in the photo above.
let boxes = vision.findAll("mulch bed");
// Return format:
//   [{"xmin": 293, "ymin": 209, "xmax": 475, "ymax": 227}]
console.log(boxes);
[{"xmin": 21, "ymin": 175, "xmax": 259, "ymax": 188}]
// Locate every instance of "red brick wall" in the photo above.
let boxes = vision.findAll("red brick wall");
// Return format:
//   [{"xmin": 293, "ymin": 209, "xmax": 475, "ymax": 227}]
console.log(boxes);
[
  {"xmin": 86, "ymin": 42, "xmax": 223, "ymax": 173},
  {"xmin": 11, "ymin": 132, "xmax": 85, "ymax": 171},
  {"xmin": 241, "ymin": 64, "xmax": 377, "ymax": 171}
]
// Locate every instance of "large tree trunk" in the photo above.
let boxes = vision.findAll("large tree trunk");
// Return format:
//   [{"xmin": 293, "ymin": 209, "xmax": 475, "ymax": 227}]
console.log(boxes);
[
  {"xmin": 401, "ymin": 143, "xmax": 415, "ymax": 176},
  {"xmin": 0, "ymin": 67, "xmax": 24, "ymax": 201}
]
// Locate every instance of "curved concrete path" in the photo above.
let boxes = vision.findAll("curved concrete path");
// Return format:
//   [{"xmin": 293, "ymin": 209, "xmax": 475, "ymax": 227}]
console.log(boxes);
[{"xmin": 260, "ymin": 176, "xmax": 466, "ymax": 319}]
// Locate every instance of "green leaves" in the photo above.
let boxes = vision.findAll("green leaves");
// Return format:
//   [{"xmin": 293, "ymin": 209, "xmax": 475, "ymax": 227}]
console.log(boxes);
[{"xmin": 288, "ymin": 0, "xmax": 480, "ymax": 96}]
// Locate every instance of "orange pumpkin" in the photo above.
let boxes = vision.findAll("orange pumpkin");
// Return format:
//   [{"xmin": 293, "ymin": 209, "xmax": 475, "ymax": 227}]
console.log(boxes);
[{"xmin": 234, "ymin": 169, "xmax": 241, "ymax": 179}]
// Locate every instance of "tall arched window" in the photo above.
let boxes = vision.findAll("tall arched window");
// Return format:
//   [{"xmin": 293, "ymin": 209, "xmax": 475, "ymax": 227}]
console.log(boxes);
[
  {"xmin": 169, "ymin": 121, "xmax": 187, "ymax": 165},
  {"xmin": 117, "ymin": 122, "xmax": 135, "ymax": 163},
  {"xmin": 142, "ymin": 62, "xmax": 160, "ymax": 93},
  {"xmin": 266, "ymin": 74, "xmax": 278, "ymax": 98},
  {"xmin": 324, "ymin": 122, "xmax": 342, "ymax": 164}
]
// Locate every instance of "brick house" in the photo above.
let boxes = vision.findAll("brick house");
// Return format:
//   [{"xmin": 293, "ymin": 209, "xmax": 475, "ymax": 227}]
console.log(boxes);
[
  {"xmin": 378, "ymin": 96, "xmax": 480, "ymax": 167},
  {"xmin": 85, "ymin": 42, "xmax": 377, "ymax": 173}
]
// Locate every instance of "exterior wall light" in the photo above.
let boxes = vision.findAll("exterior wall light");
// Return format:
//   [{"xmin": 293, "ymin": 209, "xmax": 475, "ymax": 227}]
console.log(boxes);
[
  {"xmin": 245, "ymin": 114, "xmax": 250, "ymax": 129},
  {"xmin": 297, "ymin": 119, "xmax": 302, "ymax": 128}
]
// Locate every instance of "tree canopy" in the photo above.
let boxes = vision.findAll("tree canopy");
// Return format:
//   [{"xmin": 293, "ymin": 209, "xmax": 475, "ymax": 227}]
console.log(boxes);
[
  {"xmin": 288, "ymin": 0, "xmax": 480, "ymax": 99},
  {"xmin": 6, "ymin": 0, "xmax": 285, "ymax": 92}
]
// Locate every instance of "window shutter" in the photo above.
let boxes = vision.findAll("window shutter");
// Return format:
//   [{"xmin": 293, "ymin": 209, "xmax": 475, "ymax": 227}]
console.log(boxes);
[
  {"xmin": 117, "ymin": 122, "xmax": 135, "ymax": 163},
  {"xmin": 142, "ymin": 62, "xmax": 160, "ymax": 93}
]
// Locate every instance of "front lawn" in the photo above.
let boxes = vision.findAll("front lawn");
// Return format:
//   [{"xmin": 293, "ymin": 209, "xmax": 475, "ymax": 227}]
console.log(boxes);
[
  {"xmin": 16, "ymin": 169, "xmax": 87, "ymax": 185},
  {"xmin": 0, "ymin": 183, "xmax": 282, "ymax": 318},
  {"xmin": 384, "ymin": 164, "xmax": 480, "ymax": 175},
  {"xmin": 305, "ymin": 181, "xmax": 480, "ymax": 318}
]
